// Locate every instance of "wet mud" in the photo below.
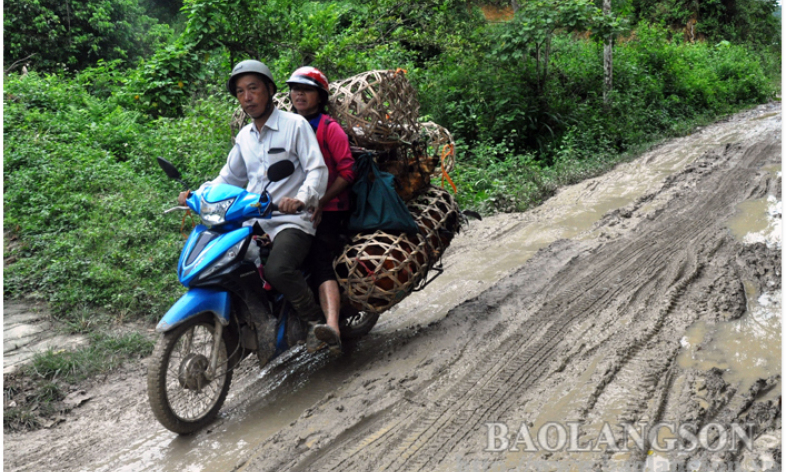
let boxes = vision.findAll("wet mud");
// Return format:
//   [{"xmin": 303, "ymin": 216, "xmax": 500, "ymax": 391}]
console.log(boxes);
[{"xmin": 3, "ymin": 102, "xmax": 781, "ymax": 472}]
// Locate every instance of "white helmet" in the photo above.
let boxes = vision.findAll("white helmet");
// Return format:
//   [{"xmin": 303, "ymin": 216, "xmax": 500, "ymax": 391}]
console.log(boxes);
[{"xmin": 227, "ymin": 60, "xmax": 277, "ymax": 96}]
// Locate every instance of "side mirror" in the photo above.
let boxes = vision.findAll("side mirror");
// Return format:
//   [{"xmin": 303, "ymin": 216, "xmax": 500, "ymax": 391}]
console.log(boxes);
[
  {"xmin": 157, "ymin": 157, "xmax": 188, "ymax": 190},
  {"xmin": 267, "ymin": 160, "xmax": 295, "ymax": 182},
  {"xmin": 157, "ymin": 157, "xmax": 181, "ymax": 180}
]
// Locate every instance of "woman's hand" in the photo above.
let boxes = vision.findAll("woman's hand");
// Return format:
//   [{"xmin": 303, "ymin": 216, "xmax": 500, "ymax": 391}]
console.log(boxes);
[{"xmin": 310, "ymin": 206, "xmax": 323, "ymax": 228}]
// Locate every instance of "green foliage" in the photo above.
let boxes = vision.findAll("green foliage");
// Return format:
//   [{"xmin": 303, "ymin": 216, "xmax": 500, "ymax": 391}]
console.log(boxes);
[
  {"xmin": 141, "ymin": 0, "xmax": 184, "ymax": 24},
  {"xmin": 630, "ymin": 0, "xmax": 781, "ymax": 48},
  {"xmin": 435, "ymin": 21, "xmax": 774, "ymax": 151},
  {"xmin": 422, "ymin": 19, "xmax": 776, "ymax": 213},
  {"xmin": 4, "ymin": 71, "xmax": 234, "ymax": 318},
  {"xmin": 126, "ymin": 0, "xmax": 481, "ymax": 117},
  {"xmin": 3, "ymin": 0, "xmax": 165, "ymax": 72},
  {"xmin": 450, "ymin": 141, "xmax": 555, "ymax": 213}
]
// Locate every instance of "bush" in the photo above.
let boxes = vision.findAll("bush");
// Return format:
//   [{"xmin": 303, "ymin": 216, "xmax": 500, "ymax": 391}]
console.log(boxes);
[
  {"xmin": 3, "ymin": 70, "xmax": 235, "ymax": 320},
  {"xmin": 421, "ymin": 22, "xmax": 776, "ymax": 215},
  {"xmin": 3, "ymin": 0, "xmax": 164, "ymax": 73}
]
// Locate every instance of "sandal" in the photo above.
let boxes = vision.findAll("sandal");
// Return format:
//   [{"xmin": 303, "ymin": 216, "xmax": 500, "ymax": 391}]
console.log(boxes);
[
  {"xmin": 314, "ymin": 324, "xmax": 342, "ymax": 355},
  {"xmin": 306, "ymin": 322, "xmax": 326, "ymax": 353}
]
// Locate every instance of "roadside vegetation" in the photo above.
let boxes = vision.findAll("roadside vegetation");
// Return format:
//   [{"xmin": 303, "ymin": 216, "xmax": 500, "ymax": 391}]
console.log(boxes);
[
  {"xmin": 4, "ymin": 330, "xmax": 155, "ymax": 431},
  {"xmin": 3, "ymin": 0, "xmax": 780, "ymax": 431}
]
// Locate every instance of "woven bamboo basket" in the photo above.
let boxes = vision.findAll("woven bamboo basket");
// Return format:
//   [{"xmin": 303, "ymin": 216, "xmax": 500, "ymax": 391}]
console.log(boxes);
[
  {"xmin": 333, "ymin": 184, "xmax": 461, "ymax": 314},
  {"xmin": 419, "ymin": 121, "xmax": 456, "ymax": 177},
  {"xmin": 328, "ymin": 69, "xmax": 420, "ymax": 148},
  {"xmin": 273, "ymin": 91, "xmax": 294, "ymax": 113},
  {"xmin": 333, "ymin": 231, "xmax": 429, "ymax": 313},
  {"xmin": 407, "ymin": 185, "xmax": 461, "ymax": 260},
  {"xmin": 229, "ymin": 107, "xmax": 251, "ymax": 142}
]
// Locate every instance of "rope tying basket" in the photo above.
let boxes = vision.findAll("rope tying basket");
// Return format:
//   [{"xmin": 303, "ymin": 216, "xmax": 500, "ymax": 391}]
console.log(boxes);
[
  {"xmin": 419, "ymin": 121, "xmax": 456, "ymax": 176},
  {"xmin": 328, "ymin": 69, "xmax": 421, "ymax": 148},
  {"xmin": 334, "ymin": 184, "xmax": 461, "ymax": 314},
  {"xmin": 333, "ymin": 231, "xmax": 429, "ymax": 313}
]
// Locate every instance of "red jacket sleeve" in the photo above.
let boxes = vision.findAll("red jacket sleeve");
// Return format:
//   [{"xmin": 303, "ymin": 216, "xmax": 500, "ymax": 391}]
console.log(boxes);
[{"xmin": 326, "ymin": 120, "xmax": 355, "ymax": 184}]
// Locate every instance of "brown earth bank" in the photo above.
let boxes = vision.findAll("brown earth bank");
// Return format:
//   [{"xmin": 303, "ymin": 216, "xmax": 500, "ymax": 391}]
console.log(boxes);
[{"xmin": 3, "ymin": 102, "xmax": 781, "ymax": 472}]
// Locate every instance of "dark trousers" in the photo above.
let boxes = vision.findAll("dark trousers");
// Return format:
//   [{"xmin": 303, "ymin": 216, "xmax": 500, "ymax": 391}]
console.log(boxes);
[
  {"xmin": 305, "ymin": 210, "xmax": 349, "ymax": 289},
  {"xmin": 264, "ymin": 228, "xmax": 322, "ymax": 322}
]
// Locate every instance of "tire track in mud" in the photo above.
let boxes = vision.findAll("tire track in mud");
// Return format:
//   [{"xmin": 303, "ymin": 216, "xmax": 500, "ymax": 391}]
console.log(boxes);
[
  {"xmin": 243, "ymin": 133, "xmax": 780, "ymax": 471},
  {"xmin": 523, "ymin": 142, "xmax": 780, "ymax": 469},
  {"xmin": 415, "ymin": 144, "xmax": 766, "ymax": 470}
]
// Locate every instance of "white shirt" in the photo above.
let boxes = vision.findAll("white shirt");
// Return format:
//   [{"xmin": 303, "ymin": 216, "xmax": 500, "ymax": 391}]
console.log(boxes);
[{"xmin": 203, "ymin": 107, "xmax": 328, "ymax": 239}]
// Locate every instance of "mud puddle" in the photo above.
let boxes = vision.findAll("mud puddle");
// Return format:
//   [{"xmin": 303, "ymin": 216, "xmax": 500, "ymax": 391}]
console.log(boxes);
[
  {"xmin": 677, "ymin": 288, "xmax": 781, "ymax": 401},
  {"xmin": 675, "ymin": 184, "xmax": 783, "ymax": 400}
]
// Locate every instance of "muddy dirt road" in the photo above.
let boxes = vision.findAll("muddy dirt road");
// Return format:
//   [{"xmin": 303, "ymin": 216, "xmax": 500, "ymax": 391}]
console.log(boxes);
[{"xmin": 4, "ymin": 103, "xmax": 781, "ymax": 472}]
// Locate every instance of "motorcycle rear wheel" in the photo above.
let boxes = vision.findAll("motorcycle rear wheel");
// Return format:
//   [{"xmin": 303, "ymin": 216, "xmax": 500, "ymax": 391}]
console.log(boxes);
[
  {"xmin": 338, "ymin": 306, "xmax": 380, "ymax": 339},
  {"xmin": 147, "ymin": 313, "xmax": 235, "ymax": 434}
]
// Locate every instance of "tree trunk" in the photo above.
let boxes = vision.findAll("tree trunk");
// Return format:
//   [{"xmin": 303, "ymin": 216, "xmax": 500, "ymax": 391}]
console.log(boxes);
[{"xmin": 603, "ymin": 0, "xmax": 613, "ymax": 104}]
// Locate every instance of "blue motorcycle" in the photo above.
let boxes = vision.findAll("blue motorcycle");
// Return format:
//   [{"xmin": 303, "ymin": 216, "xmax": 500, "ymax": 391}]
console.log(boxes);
[{"xmin": 148, "ymin": 158, "xmax": 376, "ymax": 434}]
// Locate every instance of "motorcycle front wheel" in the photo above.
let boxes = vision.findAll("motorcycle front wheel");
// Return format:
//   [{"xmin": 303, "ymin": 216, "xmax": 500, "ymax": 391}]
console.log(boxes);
[{"xmin": 147, "ymin": 313, "xmax": 235, "ymax": 434}]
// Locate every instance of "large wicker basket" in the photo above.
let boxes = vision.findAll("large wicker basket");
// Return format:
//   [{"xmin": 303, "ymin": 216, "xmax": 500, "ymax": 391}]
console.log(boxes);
[
  {"xmin": 333, "ymin": 231, "xmax": 429, "ymax": 313},
  {"xmin": 328, "ymin": 69, "xmax": 420, "ymax": 148},
  {"xmin": 334, "ymin": 184, "xmax": 461, "ymax": 314},
  {"xmin": 407, "ymin": 185, "xmax": 461, "ymax": 260}
]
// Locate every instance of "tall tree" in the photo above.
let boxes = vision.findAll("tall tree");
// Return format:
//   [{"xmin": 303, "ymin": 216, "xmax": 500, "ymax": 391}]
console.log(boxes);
[{"xmin": 603, "ymin": 0, "xmax": 613, "ymax": 104}]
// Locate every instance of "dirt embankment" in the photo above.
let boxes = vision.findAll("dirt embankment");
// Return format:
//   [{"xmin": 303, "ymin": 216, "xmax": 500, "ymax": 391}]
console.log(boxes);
[{"xmin": 3, "ymin": 103, "xmax": 781, "ymax": 472}]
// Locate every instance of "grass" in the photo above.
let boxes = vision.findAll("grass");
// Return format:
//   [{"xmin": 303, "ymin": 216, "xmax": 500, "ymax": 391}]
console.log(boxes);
[
  {"xmin": 25, "ymin": 332, "xmax": 155, "ymax": 383},
  {"xmin": 449, "ymin": 102, "xmax": 762, "ymax": 215},
  {"xmin": 3, "ymin": 331, "xmax": 155, "ymax": 432}
]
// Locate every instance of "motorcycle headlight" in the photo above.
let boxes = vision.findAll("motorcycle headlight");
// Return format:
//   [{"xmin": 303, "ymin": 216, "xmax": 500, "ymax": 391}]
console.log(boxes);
[
  {"xmin": 200, "ymin": 197, "xmax": 235, "ymax": 227},
  {"xmin": 199, "ymin": 240, "xmax": 245, "ymax": 280}
]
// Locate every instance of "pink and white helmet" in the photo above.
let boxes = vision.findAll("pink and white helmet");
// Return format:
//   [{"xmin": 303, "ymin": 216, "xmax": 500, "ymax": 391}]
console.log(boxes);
[{"xmin": 286, "ymin": 66, "xmax": 329, "ymax": 94}]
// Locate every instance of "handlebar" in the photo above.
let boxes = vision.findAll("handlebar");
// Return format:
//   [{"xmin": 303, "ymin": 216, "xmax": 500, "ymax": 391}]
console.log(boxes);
[
  {"xmin": 164, "ymin": 206, "xmax": 190, "ymax": 214},
  {"xmin": 164, "ymin": 203, "xmax": 305, "ymax": 216}
]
